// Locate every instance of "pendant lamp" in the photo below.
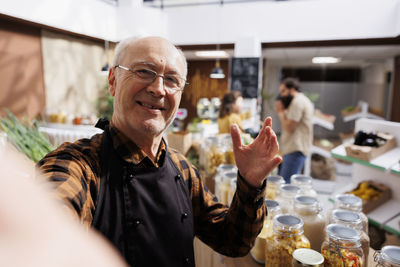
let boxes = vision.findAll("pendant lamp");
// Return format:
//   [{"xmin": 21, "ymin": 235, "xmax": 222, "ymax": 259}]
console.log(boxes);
[{"xmin": 210, "ymin": 43, "xmax": 225, "ymax": 79}]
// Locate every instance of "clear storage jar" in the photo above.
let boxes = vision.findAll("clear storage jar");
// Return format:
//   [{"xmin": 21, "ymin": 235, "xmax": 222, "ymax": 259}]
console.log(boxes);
[
  {"xmin": 293, "ymin": 196, "xmax": 325, "ymax": 251},
  {"xmin": 266, "ymin": 175, "xmax": 285, "ymax": 200},
  {"xmin": 215, "ymin": 171, "xmax": 236, "ymax": 205},
  {"xmin": 265, "ymin": 214, "xmax": 310, "ymax": 267},
  {"xmin": 374, "ymin": 245, "xmax": 400, "ymax": 267},
  {"xmin": 290, "ymin": 175, "xmax": 317, "ymax": 197},
  {"xmin": 330, "ymin": 209, "xmax": 370, "ymax": 267},
  {"xmin": 227, "ymin": 178, "xmax": 236, "ymax": 205},
  {"xmin": 220, "ymin": 134, "xmax": 235, "ymax": 165},
  {"xmin": 214, "ymin": 164, "xmax": 236, "ymax": 203},
  {"xmin": 321, "ymin": 224, "xmax": 364, "ymax": 267},
  {"xmin": 275, "ymin": 185, "xmax": 301, "ymax": 213},
  {"xmin": 203, "ymin": 137, "xmax": 226, "ymax": 175},
  {"xmin": 332, "ymin": 194, "xmax": 368, "ymax": 234},
  {"xmin": 250, "ymin": 200, "xmax": 282, "ymax": 264}
]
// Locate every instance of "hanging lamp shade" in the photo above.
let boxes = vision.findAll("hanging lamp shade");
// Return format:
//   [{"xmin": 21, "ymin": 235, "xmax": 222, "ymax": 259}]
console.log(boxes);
[{"xmin": 210, "ymin": 61, "xmax": 225, "ymax": 79}]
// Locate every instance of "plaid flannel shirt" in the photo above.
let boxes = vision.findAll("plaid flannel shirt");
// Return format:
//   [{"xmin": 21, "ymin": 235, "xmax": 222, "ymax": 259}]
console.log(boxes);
[{"xmin": 37, "ymin": 124, "xmax": 266, "ymax": 257}]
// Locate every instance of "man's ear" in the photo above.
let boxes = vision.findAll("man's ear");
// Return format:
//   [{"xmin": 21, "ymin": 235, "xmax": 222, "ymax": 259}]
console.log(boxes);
[{"xmin": 108, "ymin": 67, "xmax": 116, "ymax": 96}]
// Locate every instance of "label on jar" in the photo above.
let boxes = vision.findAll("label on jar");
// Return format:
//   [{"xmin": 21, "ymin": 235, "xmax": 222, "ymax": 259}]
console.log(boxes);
[{"xmin": 292, "ymin": 248, "xmax": 324, "ymax": 266}]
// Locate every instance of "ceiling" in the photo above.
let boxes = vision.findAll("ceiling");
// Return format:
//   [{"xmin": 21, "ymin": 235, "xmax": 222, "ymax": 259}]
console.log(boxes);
[{"xmin": 184, "ymin": 45, "xmax": 400, "ymax": 67}]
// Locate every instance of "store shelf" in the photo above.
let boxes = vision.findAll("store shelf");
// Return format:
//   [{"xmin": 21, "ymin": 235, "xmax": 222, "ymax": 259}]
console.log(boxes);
[
  {"xmin": 384, "ymin": 214, "xmax": 400, "ymax": 236},
  {"xmin": 343, "ymin": 112, "xmax": 384, "ymax": 122},
  {"xmin": 331, "ymin": 144, "xmax": 400, "ymax": 174},
  {"xmin": 311, "ymin": 145, "xmax": 332, "ymax": 158},
  {"xmin": 368, "ymin": 200, "xmax": 400, "ymax": 236},
  {"xmin": 392, "ymin": 163, "xmax": 400, "ymax": 175},
  {"xmin": 312, "ymin": 116, "xmax": 334, "ymax": 130}
]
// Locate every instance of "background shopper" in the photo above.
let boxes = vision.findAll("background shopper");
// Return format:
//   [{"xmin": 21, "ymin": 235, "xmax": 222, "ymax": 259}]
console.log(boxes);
[{"xmin": 275, "ymin": 77, "xmax": 313, "ymax": 183}]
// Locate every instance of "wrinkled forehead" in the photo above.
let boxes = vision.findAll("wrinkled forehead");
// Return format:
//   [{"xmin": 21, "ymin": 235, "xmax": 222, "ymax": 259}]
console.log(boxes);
[{"xmin": 122, "ymin": 38, "xmax": 186, "ymax": 75}]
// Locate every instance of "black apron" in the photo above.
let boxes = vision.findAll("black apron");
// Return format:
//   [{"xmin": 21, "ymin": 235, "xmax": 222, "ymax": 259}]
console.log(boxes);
[{"xmin": 92, "ymin": 121, "xmax": 195, "ymax": 267}]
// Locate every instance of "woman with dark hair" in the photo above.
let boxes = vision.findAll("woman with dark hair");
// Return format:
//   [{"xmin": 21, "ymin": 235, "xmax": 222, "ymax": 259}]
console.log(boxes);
[{"xmin": 217, "ymin": 91, "xmax": 244, "ymax": 134}]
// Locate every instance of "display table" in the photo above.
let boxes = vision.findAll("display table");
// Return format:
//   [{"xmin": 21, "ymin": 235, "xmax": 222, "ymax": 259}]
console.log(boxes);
[{"xmin": 194, "ymin": 238, "xmax": 376, "ymax": 267}]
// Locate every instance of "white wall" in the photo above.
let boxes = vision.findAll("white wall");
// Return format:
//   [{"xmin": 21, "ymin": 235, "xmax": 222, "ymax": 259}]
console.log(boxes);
[
  {"xmin": 1, "ymin": 0, "xmax": 399, "ymax": 44},
  {"xmin": 165, "ymin": 0, "xmax": 400, "ymax": 45},
  {"xmin": 0, "ymin": 0, "xmax": 165, "ymax": 42}
]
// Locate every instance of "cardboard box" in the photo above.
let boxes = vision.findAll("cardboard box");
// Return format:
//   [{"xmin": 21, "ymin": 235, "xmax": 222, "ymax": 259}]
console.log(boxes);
[
  {"xmin": 347, "ymin": 180, "xmax": 391, "ymax": 214},
  {"xmin": 345, "ymin": 133, "xmax": 397, "ymax": 161},
  {"xmin": 167, "ymin": 131, "xmax": 192, "ymax": 155}
]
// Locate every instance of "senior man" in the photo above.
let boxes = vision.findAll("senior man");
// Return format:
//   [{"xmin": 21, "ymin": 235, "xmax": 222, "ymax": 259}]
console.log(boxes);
[{"xmin": 38, "ymin": 36, "xmax": 282, "ymax": 267}]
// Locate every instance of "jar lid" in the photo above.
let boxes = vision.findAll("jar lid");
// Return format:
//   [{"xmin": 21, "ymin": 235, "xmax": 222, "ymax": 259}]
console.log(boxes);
[
  {"xmin": 291, "ymin": 174, "xmax": 313, "ymax": 186},
  {"xmin": 381, "ymin": 245, "xmax": 400, "ymax": 265},
  {"xmin": 326, "ymin": 224, "xmax": 361, "ymax": 242},
  {"xmin": 280, "ymin": 184, "xmax": 300, "ymax": 194},
  {"xmin": 293, "ymin": 248, "xmax": 324, "ymax": 265},
  {"xmin": 267, "ymin": 175, "xmax": 284, "ymax": 184},
  {"xmin": 216, "ymin": 164, "xmax": 236, "ymax": 174},
  {"xmin": 294, "ymin": 195, "xmax": 318, "ymax": 205},
  {"xmin": 266, "ymin": 199, "xmax": 279, "ymax": 208},
  {"xmin": 331, "ymin": 210, "xmax": 362, "ymax": 225},
  {"xmin": 273, "ymin": 214, "xmax": 304, "ymax": 232},
  {"xmin": 221, "ymin": 171, "xmax": 236, "ymax": 183},
  {"xmin": 335, "ymin": 194, "xmax": 362, "ymax": 209}
]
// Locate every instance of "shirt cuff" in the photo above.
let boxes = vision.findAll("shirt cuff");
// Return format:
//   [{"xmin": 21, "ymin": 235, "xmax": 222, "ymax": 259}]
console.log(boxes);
[{"xmin": 236, "ymin": 171, "xmax": 266, "ymax": 208}]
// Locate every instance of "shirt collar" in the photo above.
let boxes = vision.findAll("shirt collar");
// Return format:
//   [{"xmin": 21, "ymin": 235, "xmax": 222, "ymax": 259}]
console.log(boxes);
[{"xmin": 109, "ymin": 123, "xmax": 166, "ymax": 167}]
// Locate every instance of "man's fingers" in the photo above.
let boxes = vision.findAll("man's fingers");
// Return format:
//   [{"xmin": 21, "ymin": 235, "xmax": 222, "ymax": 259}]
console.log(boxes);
[{"xmin": 230, "ymin": 124, "xmax": 243, "ymax": 152}]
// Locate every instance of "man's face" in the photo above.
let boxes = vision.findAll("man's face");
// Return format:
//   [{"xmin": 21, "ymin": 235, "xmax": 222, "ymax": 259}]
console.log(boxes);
[
  {"xmin": 108, "ymin": 37, "xmax": 186, "ymax": 138},
  {"xmin": 279, "ymin": 84, "xmax": 291, "ymax": 97}
]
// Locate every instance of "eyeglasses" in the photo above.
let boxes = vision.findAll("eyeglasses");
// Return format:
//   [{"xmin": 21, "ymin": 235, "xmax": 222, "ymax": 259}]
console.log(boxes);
[{"xmin": 115, "ymin": 65, "xmax": 188, "ymax": 93}]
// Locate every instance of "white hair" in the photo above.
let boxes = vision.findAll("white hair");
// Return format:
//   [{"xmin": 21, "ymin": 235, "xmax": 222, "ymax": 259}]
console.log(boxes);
[{"xmin": 112, "ymin": 36, "xmax": 188, "ymax": 78}]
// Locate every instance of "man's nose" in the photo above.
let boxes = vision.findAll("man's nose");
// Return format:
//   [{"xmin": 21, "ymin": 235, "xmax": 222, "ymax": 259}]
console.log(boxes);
[{"xmin": 146, "ymin": 76, "xmax": 166, "ymax": 97}]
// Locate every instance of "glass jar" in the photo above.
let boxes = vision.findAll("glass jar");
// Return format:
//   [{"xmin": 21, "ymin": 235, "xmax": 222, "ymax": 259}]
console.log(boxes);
[
  {"xmin": 275, "ymin": 185, "xmax": 301, "ymax": 213},
  {"xmin": 333, "ymin": 194, "xmax": 369, "ymax": 234},
  {"xmin": 266, "ymin": 175, "xmax": 285, "ymax": 200},
  {"xmin": 227, "ymin": 178, "xmax": 236, "ymax": 205},
  {"xmin": 292, "ymin": 248, "xmax": 324, "ymax": 267},
  {"xmin": 265, "ymin": 214, "xmax": 310, "ymax": 267},
  {"xmin": 293, "ymin": 196, "xmax": 325, "ymax": 251},
  {"xmin": 220, "ymin": 134, "xmax": 235, "ymax": 165},
  {"xmin": 374, "ymin": 245, "xmax": 400, "ymax": 267},
  {"xmin": 330, "ymin": 209, "xmax": 370, "ymax": 266},
  {"xmin": 214, "ymin": 164, "xmax": 236, "ymax": 203},
  {"xmin": 321, "ymin": 224, "xmax": 364, "ymax": 267},
  {"xmin": 290, "ymin": 174, "xmax": 317, "ymax": 197},
  {"xmin": 197, "ymin": 97, "xmax": 210, "ymax": 119},
  {"xmin": 215, "ymin": 171, "xmax": 236, "ymax": 205},
  {"xmin": 250, "ymin": 200, "xmax": 282, "ymax": 264},
  {"xmin": 203, "ymin": 137, "xmax": 226, "ymax": 175}
]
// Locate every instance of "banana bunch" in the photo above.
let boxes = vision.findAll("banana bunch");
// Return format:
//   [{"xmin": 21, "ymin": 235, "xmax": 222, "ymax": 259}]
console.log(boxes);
[{"xmin": 348, "ymin": 182, "xmax": 381, "ymax": 201}]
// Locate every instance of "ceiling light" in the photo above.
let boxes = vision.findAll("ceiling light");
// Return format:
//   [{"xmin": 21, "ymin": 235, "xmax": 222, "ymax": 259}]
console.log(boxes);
[
  {"xmin": 312, "ymin": 57, "xmax": 341, "ymax": 64},
  {"xmin": 210, "ymin": 61, "xmax": 225, "ymax": 79},
  {"xmin": 195, "ymin": 50, "xmax": 229, "ymax": 58}
]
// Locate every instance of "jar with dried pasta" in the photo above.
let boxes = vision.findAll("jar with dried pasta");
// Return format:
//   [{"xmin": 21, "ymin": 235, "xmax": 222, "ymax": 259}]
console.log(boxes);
[
  {"xmin": 321, "ymin": 224, "xmax": 364, "ymax": 267},
  {"xmin": 265, "ymin": 214, "xmax": 310, "ymax": 267},
  {"xmin": 374, "ymin": 245, "xmax": 400, "ymax": 267},
  {"xmin": 250, "ymin": 199, "xmax": 281, "ymax": 264},
  {"xmin": 330, "ymin": 209, "xmax": 370, "ymax": 267},
  {"xmin": 266, "ymin": 175, "xmax": 285, "ymax": 200}
]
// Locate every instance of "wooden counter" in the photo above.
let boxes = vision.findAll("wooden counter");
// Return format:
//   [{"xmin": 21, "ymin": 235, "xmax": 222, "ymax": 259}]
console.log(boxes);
[{"xmin": 194, "ymin": 238, "xmax": 376, "ymax": 267}]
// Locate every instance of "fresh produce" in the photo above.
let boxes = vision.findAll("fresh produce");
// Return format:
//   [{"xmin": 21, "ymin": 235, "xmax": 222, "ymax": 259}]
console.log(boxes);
[
  {"xmin": 348, "ymin": 182, "xmax": 381, "ymax": 201},
  {"xmin": 0, "ymin": 111, "xmax": 54, "ymax": 162}
]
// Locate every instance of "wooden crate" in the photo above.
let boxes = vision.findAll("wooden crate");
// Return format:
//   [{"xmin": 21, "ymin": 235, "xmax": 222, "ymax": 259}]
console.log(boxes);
[
  {"xmin": 345, "ymin": 133, "xmax": 397, "ymax": 161},
  {"xmin": 347, "ymin": 180, "xmax": 391, "ymax": 214}
]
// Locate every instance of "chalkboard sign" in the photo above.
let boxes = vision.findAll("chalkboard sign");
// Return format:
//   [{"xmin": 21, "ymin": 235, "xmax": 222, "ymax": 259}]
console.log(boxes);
[{"xmin": 230, "ymin": 57, "xmax": 260, "ymax": 98}]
